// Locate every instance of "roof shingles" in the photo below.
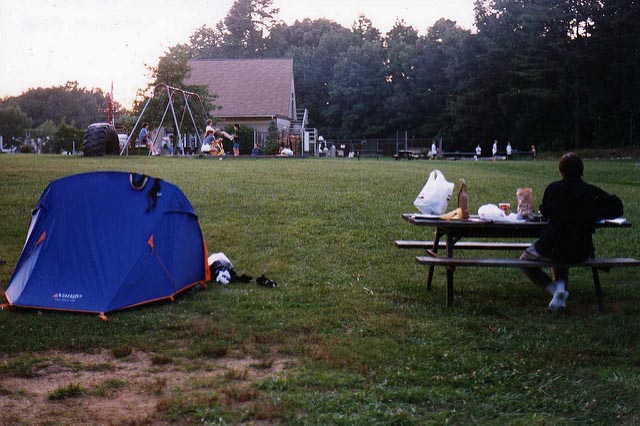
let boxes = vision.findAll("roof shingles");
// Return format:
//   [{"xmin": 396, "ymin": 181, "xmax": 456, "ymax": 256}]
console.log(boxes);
[{"xmin": 186, "ymin": 58, "xmax": 295, "ymax": 119}]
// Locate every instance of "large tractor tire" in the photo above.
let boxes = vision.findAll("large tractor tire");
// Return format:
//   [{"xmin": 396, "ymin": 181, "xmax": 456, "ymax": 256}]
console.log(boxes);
[{"xmin": 83, "ymin": 123, "xmax": 119, "ymax": 157}]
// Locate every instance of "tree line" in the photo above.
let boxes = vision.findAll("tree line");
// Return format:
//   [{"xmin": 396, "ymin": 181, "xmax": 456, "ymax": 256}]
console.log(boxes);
[
  {"xmin": 155, "ymin": 0, "xmax": 640, "ymax": 151},
  {"xmin": 0, "ymin": 81, "xmax": 115, "ymax": 152},
  {"xmin": 2, "ymin": 0, "xmax": 638, "ymax": 153}
]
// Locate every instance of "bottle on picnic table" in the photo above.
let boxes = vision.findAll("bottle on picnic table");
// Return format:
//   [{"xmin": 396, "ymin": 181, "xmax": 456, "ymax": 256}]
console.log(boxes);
[{"xmin": 458, "ymin": 179, "xmax": 470, "ymax": 219}]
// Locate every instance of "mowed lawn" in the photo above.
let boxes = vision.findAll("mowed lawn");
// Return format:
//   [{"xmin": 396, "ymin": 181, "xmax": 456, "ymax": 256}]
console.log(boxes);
[{"xmin": 1, "ymin": 154, "xmax": 639, "ymax": 424}]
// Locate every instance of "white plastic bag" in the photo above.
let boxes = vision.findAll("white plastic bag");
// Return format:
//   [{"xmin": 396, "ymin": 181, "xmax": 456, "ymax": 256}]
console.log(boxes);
[
  {"xmin": 413, "ymin": 169, "xmax": 454, "ymax": 215},
  {"xmin": 478, "ymin": 204, "xmax": 523, "ymax": 222},
  {"xmin": 478, "ymin": 204, "xmax": 506, "ymax": 221}
]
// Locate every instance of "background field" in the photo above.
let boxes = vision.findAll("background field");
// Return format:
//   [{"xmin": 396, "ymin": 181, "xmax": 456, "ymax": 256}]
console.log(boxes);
[{"xmin": 1, "ymin": 155, "xmax": 639, "ymax": 424}]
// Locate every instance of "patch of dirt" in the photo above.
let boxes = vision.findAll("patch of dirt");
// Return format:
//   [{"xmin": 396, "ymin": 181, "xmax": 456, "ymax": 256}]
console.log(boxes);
[{"xmin": 0, "ymin": 350, "xmax": 293, "ymax": 425}]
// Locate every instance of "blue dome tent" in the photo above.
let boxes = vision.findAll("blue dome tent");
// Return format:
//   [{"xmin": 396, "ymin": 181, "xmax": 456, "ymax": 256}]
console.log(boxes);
[{"xmin": 4, "ymin": 171, "xmax": 210, "ymax": 319}]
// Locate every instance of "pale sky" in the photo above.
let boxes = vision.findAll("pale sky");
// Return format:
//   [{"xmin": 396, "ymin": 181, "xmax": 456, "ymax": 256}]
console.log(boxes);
[{"xmin": 1, "ymin": 0, "xmax": 475, "ymax": 108}]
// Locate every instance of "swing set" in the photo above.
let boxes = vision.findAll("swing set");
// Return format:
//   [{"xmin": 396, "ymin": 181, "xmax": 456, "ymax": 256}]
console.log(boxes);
[{"xmin": 120, "ymin": 84, "xmax": 210, "ymax": 156}]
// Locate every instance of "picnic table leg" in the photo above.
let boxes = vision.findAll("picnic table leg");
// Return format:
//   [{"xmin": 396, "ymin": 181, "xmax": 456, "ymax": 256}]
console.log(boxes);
[
  {"xmin": 426, "ymin": 229, "xmax": 443, "ymax": 290},
  {"xmin": 591, "ymin": 267, "xmax": 605, "ymax": 313},
  {"xmin": 445, "ymin": 234, "xmax": 455, "ymax": 306}
]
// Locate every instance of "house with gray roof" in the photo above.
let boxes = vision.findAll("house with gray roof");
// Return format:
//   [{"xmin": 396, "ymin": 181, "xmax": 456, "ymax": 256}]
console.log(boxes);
[{"xmin": 186, "ymin": 58, "xmax": 298, "ymax": 135}]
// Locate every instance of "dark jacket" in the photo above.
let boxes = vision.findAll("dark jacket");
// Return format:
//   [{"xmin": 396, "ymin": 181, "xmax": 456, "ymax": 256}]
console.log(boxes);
[{"xmin": 535, "ymin": 176, "xmax": 623, "ymax": 262}]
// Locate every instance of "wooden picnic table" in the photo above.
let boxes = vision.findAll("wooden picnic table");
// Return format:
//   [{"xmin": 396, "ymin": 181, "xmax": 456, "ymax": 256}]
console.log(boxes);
[
  {"xmin": 395, "ymin": 149, "xmax": 426, "ymax": 160},
  {"xmin": 356, "ymin": 148, "xmax": 383, "ymax": 160},
  {"xmin": 399, "ymin": 213, "xmax": 637, "ymax": 310}
]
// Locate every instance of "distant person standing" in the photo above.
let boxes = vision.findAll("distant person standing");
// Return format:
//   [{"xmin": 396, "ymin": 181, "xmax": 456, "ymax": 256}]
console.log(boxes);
[
  {"xmin": 201, "ymin": 129, "xmax": 214, "ymax": 154},
  {"xmin": 232, "ymin": 124, "xmax": 240, "ymax": 156},
  {"xmin": 492, "ymin": 139, "xmax": 498, "ymax": 161},
  {"xmin": 475, "ymin": 144, "xmax": 481, "ymax": 161},
  {"xmin": 205, "ymin": 119, "xmax": 214, "ymax": 133},
  {"xmin": 506, "ymin": 142, "xmax": 512, "ymax": 160},
  {"xmin": 531, "ymin": 145, "xmax": 537, "ymax": 160},
  {"xmin": 431, "ymin": 141, "xmax": 437, "ymax": 160}
]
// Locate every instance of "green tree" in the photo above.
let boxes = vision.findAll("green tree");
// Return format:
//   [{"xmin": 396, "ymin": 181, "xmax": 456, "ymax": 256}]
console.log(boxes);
[
  {"xmin": 265, "ymin": 18, "xmax": 348, "ymax": 55},
  {"xmin": 351, "ymin": 14, "xmax": 381, "ymax": 42},
  {"xmin": 221, "ymin": 0, "xmax": 279, "ymax": 57},
  {"xmin": 32, "ymin": 119, "xmax": 57, "ymax": 143},
  {"xmin": 188, "ymin": 25, "xmax": 225, "ymax": 58},
  {"xmin": 2, "ymin": 81, "xmax": 107, "ymax": 129},
  {"xmin": 584, "ymin": 0, "xmax": 640, "ymax": 146},
  {"xmin": 266, "ymin": 19, "xmax": 358, "ymax": 135},
  {"xmin": 383, "ymin": 20, "xmax": 420, "ymax": 133},
  {"xmin": 264, "ymin": 120, "xmax": 281, "ymax": 154},
  {"xmin": 408, "ymin": 19, "xmax": 472, "ymax": 144},
  {"xmin": 48, "ymin": 122, "xmax": 84, "ymax": 154},
  {"xmin": 0, "ymin": 104, "xmax": 32, "ymax": 143},
  {"xmin": 149, "ymin": 44, "xmax": 192, "ymax": 88},
  {"xmin": 482, "ymin": 0, "xmax": 573, "ymax": 150},
  {"xmin": 465, "ymin": 0, "xmax": 629, "ymax": 150},
  {"xmin": 141, "ymin": 44, "xmax": 216, "ymax": 133},
  {"xmin": 328, "ymin": 39, "xmax": 390, "ymax": 138}
]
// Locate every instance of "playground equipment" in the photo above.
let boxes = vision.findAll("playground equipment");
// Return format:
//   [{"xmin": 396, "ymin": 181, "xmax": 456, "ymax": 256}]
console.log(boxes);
[{"xmin": 120, "ymin": 84, "xmax": 209, "ymax": 155}]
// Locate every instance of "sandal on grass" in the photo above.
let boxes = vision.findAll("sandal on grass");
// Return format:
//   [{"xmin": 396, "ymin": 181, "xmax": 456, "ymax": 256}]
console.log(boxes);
[{"xmin": 256, "ymin": 275, "xmax": 277, "ymax": 288}]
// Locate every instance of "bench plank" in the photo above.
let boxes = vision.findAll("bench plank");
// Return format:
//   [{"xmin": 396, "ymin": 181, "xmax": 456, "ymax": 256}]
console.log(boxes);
[
  {"xmin": 414, "ymin": 256, "xmax": 640, "ymax": 311},
  {"xmin": 357, "ymin": 150, "xmax": 382, "ymax": 160},
  {"xmin": 415, "ymin": 256, "xmax": 640, "ymax": 269},
  {"xmin": 396, "ymin": 240, "xmax": 531, "ymax": 250}
]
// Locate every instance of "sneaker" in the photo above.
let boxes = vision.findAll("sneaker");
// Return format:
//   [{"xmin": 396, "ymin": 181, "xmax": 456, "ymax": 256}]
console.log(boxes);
[
  {"xmin": 549, "ymin": 289, "xmax": 569, "ymax": 311},
  {"xmin": 545, "ymin": 283, "xmax": 556, "ymax": 295}
]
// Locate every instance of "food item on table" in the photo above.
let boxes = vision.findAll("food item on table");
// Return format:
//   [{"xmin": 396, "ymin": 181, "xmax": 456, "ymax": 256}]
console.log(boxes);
[
  {"xmin": 457, "ymin": 179, "xmax": 470, "ymax": 219},
  {"xmin": 516, "ymin": 188, "xmax": 534, "ymax": 219},
  {"xmin": 440, "ymin": 207, "xmax": 463, "ymax": 220},
  {"xmin": 498, "ymin": 203, "xmax": 510, "ymax": 214}
]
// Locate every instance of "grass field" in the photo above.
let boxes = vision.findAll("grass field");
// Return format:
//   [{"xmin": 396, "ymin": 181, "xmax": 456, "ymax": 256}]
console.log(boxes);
[{"xmin": 1, "ymin": 154, "xmax": 639, "ymax": 424}]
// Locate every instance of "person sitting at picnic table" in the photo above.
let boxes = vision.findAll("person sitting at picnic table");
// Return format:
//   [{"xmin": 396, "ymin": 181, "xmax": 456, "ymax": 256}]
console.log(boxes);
[{"xmin": 520, "ymin": 152, "xmax": 623, "ymax": 311}]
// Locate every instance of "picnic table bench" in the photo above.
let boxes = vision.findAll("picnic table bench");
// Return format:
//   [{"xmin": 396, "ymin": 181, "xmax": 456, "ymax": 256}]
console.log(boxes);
[
  {"xmin": 399, "ymin": 213, "xmax": 639, "ymax": 311},
  {"xmin": 396, "ymin": 240, "xmax": 531, "ymax": 251},
  {"xmin": 356, "ymin": 142, "xmax": 383, "ymax": 160},
  {"xmin": 356, "ymin": 149, "xmax": 383, "ymax": 160},
  {"xmin": 394, "ymin": 149, "xmax": 427, "ymax": 160},
  {"xmin": 442, "ymin": 151, "xmax": 477, "ymax": 160}
]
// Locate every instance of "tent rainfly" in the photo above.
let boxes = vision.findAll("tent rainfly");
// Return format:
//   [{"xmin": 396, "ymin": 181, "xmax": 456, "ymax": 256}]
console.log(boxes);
[{"xmin": 4, "ymin": 171, "xmax": 210, "ymax": 319}]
